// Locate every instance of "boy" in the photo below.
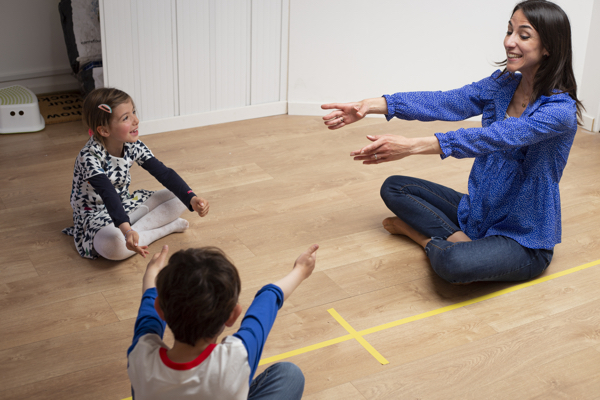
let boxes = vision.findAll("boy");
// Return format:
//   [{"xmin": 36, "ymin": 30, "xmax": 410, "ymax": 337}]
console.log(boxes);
[{"xmin": 127, "ymin": 243, "xmax": 319, "ymax": 399}]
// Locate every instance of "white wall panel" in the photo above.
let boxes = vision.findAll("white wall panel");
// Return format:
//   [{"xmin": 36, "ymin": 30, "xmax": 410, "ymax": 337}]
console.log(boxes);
[
  {"xmin": 133, "ymin": 0, "xmax": 177, "ymax": 120},
  {"xmin": 101, "ymin": 0, "xmax": 137, "ymax": 99},
  {"xmin": 177, "ymin": 0, "xmax": 211, "ymax": 115},
  {"xmin": 279, "ymin": 0, "xmax": 290, "ymax": 103},
  {"xmin": 102, "ymin": 0, "xmax": 177, "ymax": 122},
  {"xmin": 101, "ymin": 0, "xmax": 288, "ymax": 133},
  {"xmin": 251, "ymin": 0, "xmax": 283, "ymax": 105},
  {"xmin": 214, "ymin": 0, "xmax": 250, "ymax": 110}
]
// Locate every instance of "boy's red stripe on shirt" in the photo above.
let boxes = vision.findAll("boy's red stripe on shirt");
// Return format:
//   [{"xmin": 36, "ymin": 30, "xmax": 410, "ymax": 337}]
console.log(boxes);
[{"xmin": 159, "ymin": 344, "xmax": 217, "ymax": 370}]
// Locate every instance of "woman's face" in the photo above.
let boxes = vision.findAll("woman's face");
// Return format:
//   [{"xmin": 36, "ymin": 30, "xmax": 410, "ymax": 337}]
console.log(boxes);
[{"xmin": 504, "ymin": 9, "xmax": 548, "ymax": 78}]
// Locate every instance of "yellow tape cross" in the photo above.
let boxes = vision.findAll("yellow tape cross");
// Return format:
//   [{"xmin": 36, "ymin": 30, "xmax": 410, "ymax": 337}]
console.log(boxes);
[
  {"xmin": 328, "ymin": 308, "xmax": 389, "ymax": 364},
  {"xmin": 259, "ymin": 258, "xmax": 600, "ymax": 366}
]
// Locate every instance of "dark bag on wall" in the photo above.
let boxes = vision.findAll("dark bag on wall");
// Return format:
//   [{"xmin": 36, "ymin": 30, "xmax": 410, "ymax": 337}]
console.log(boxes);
[{"xmin": 58, "ymin": 0, "xmax": 104, "ymax": 97}]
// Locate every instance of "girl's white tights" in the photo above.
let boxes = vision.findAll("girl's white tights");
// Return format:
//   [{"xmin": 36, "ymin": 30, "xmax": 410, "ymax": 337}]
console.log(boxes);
[{"xmin": 93, "ymin": 189, "xmax": 189, "ymax": 260}]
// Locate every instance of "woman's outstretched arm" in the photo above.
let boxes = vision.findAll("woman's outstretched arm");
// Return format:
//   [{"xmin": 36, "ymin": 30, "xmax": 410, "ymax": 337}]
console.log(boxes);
[
  {"xmin": 321, "ymin": 97, "xmax": 388, "ymax": 130},
  {"xmin": 350, "ymin": 134, "xmax": 442, "ymax": 164}
]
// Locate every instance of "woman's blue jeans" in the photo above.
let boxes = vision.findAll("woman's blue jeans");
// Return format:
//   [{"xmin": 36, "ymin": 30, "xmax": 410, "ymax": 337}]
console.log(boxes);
[
  {"xmin": 380, "ymin": 175, "xmax": 553, "ymax": 284},
  {"xmin": 248, "ymin": 362, "xmax": 304, "ymax": 400}
]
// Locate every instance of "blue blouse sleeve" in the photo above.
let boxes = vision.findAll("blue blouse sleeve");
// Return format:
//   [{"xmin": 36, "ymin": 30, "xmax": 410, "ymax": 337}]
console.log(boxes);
[
  {"xmin": 233, "ymin": 284, "xmax": 284, "ymax": 384},
  {"xmin": 436, "ymin": 93, "xmax": 577, "ymax": 159},
  {"xmin": 127, "ymin": 287, "xmax": 166, "ymax": 357},
  {"xmin": 383, "ymin": 75, "xmax": 495, "ymax": 122}
]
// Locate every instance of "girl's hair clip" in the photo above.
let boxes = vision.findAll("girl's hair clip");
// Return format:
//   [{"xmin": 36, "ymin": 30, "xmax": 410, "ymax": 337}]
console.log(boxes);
[
  {"xmin": 98, "ymin": 104, "xmax": 112, "ymax": 113},
  {"xmin": 88, "ymin": 128, "xmax": 94, "ymax": 137}
]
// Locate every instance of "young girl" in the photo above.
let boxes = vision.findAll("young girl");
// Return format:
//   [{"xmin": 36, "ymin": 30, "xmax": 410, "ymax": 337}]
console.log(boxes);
[{"xmin": 63, "ymin": 88, "xmax": 209, "ymax": 260}]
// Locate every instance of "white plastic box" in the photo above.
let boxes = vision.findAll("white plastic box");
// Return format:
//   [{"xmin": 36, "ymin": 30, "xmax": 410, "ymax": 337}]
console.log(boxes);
[{"xmin": 0, "ymin": 85, "xmax": 45, "ymax": 134}]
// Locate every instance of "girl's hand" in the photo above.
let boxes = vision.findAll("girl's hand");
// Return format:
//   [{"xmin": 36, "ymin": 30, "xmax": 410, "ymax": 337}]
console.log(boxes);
[
  {"xmin": 125, "ymin": 230, "xmax": 150, "ymax": 258},
  {"xmin": 191, "ymin": 196, "xmax": 210, "ymax": 217},
  {"xmin": 321, "ymin": 102, "xmax": 369, "ymax": 130}
]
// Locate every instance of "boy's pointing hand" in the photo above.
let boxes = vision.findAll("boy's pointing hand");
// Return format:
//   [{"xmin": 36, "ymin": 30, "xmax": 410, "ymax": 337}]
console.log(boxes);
[
  {"xmin": 293, "ymin": 244, "xmax": 319, "ymax": 279},
  {"xmin": 142, "ymin": 245, "xmax": 170, "ymax": 292}
]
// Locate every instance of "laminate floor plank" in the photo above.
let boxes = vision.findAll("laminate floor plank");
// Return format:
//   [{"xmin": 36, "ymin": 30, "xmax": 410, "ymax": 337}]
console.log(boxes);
[
  {"xmin": 465, "ymin": 265, "xmax": 600, "ymax": 332},
  {"xmin": 0, "ymin": 253, "xmax": 38, "ymax": 285},
  {"xmin": 0, "ymin": 320, "xmax": 134, "ymax": 391},
  {"xmin": 303, "ymin": 383, "xmax": 367, "ymax": 400},
  {"xmin": 350, "ymin": 295, "xmax": 600, "ymax": 399},
  {"xmin": 457, "ymin": 347, "xmax": 600, "ymax": 400},
  {"xmin": 0, "ymin": 261, "xmax": 143, "ymax": 314},
  {"xmin": 0, "ymin": 292, "xmax": 119, "ymax": 351},
  {"xmin": 0, "ymin": 359, "xmax": 130, "ymax": 400},
  {"xmin": 0, "ymin": 116, "xmax": 597, "ymax": 399}
]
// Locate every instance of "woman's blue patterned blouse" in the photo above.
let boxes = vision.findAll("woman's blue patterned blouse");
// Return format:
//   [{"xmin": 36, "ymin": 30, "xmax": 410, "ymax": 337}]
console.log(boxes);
[{"xmin": 383, "ymin": 70, "xmax": 578, "ymax": 249}]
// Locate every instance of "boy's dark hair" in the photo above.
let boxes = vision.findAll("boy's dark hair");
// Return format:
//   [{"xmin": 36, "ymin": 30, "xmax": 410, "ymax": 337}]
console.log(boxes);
[{"xmin": 156, "ymin": 247, "xmax": 241, "ymax": 346}]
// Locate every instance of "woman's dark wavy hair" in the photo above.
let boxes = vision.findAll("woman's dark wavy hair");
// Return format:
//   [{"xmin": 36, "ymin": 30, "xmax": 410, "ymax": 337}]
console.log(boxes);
[
  {"xmin": 156, "ymin": 247, "xmax": 241, "ymax": 346},
  {"xmin": 497, "ymin": 0, "xmax": 584, "ymax": 122}
]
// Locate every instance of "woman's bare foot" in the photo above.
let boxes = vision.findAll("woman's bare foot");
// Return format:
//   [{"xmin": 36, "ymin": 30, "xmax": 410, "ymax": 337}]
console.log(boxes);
[
  {"xmin": 382, "ymin": 216, "xmax": 430, "ymax": 248},
  {"xmin": 382, "ymin": 217, "xmax": 411, "ymax": 236}
]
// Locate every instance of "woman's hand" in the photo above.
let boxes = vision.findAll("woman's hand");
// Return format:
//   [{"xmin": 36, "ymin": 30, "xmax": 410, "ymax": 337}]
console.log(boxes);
[
  {"xmin": 191, "ymin": 196, "xmax": 210, "ymax": 217},
  {"xmin": 322, "ymin": 102, "xmax": 369, "ymax": 129},
  {"xmin": 322, "ymin": 97, "xmax": 388, "ymax": 130},
  {"xmin": 125, "ymin": 230, "xmax": 150, "ymax": 258},
  {"xmin": 351, "ymin": 135, "xmax": 442, "ymax": 164}
]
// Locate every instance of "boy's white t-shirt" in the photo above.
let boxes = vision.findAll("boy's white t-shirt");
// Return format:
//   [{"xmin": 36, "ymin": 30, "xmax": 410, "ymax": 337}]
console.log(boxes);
[{"xmin": 128, "ymin": 334, "xmax": 250, "ymax": 400}]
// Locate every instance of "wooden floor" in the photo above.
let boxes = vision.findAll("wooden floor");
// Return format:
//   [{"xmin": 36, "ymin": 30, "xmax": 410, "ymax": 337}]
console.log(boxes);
[{"xmin": 0, "ymin": 114, "xmax": 599, "ymax": 399}]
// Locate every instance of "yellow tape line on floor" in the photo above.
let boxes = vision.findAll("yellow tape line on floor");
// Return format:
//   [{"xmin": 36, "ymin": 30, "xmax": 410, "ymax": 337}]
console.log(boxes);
[
  {"xmin": 259, "ymin": 258, "xmax": 600, "ymax": 365},
  {"xmin": 121, "ymin": 259, "xmax": 600, "ymax": 399}
]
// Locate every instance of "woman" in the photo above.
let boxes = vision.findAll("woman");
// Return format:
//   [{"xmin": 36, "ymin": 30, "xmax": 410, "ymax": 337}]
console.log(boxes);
[{"xmin": 322, "ymin": 0, "xmax": 583, "ymax": 284}]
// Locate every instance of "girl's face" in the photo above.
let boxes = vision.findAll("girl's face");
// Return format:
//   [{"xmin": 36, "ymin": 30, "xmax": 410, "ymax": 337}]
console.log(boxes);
[
  {"xmin": 504, "ymin": 9, "xmax": 548, "ymax": 78},
  {"xmin": 102, "ymin": 100, "xmax": 139, "ymax": 145}
]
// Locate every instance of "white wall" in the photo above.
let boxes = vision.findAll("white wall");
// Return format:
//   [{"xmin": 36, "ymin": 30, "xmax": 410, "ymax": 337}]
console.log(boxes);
[
  {"xmin": 288, "ymin": 0, "xmax": 596, "ymax": 120},
  {"xmin": 0, "ymin": 0, "xmax": 78, "ymax": 94},
  {"xmin": 579, "ymin": 0, "xmax": 600, "ymax": 132}
]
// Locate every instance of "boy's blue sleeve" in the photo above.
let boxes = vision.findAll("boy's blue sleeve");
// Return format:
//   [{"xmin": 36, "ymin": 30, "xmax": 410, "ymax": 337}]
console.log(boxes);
[
  {"xmin": 127, "ymin": 287, "xmax": 167, "ymax": 356},
  {"xmin": 233, "ymin": 284, "xmax": 284, "ymax": 383}
]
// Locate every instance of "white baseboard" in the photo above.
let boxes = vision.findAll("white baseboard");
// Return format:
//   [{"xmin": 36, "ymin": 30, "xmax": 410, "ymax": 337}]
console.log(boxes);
[
  {"xmin": 0, "ymin": 67, "xmax": 73, "ymax": 82},
  {"xmin": 139, "ymin": 101, "xmax": 288, "ymax": 136},
  {"xmin": 0, "ymin": 74, "xmax": 80, "ymax": 95},
  {"xmin": 580, "ymin": 112, "xmax": 596, "ymax": 132}
]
